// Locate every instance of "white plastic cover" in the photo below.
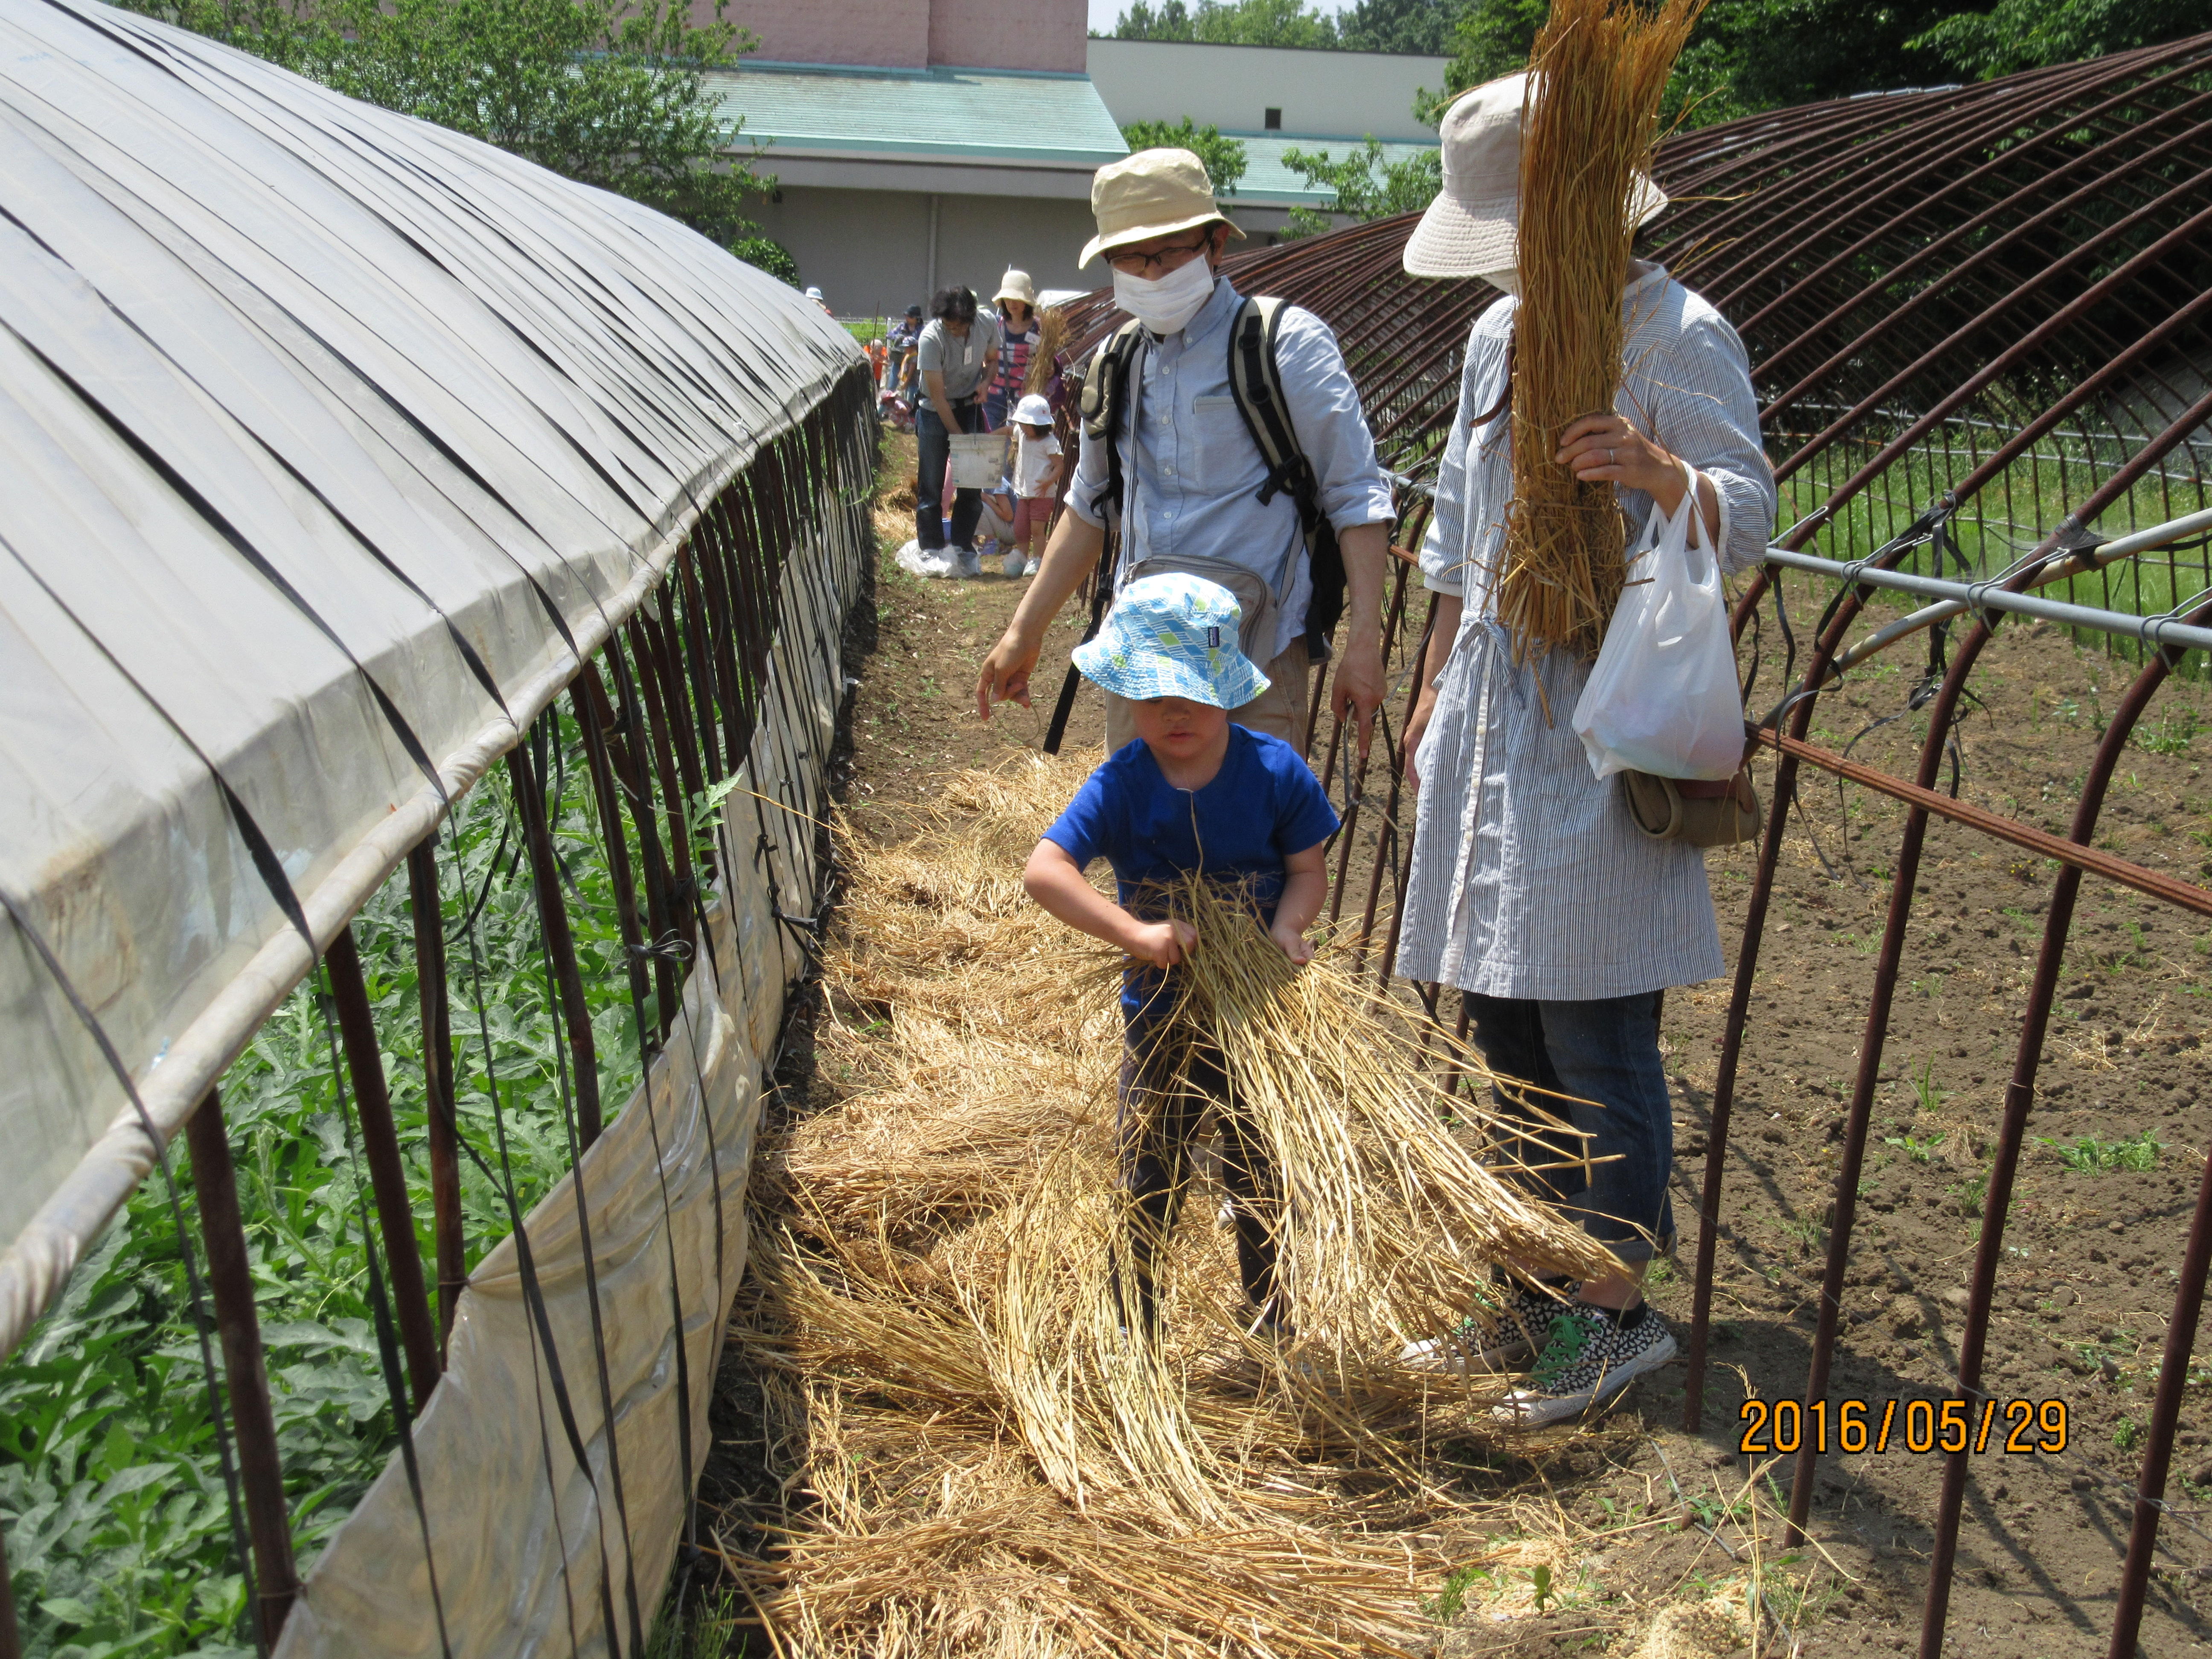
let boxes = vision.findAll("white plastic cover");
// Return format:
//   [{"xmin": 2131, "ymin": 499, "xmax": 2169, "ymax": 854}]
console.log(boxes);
[
  {"xmin": 0, "ymin": 0, "xmax": 860, "ymax": 1339},
  {"xmin": 275, "ymin": 513, "xmax": 857, "ymax": 1657}
]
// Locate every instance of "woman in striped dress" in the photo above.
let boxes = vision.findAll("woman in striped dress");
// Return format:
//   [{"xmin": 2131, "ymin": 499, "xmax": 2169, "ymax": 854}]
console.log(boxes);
[{"xmin": 1395, "ymin": 76, "xmax": 1777, "ymax": 1427}]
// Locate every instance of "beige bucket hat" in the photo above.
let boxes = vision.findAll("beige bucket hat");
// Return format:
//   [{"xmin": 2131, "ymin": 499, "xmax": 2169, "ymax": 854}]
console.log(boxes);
[
  {"xmin": 1080, "ymin": 148, "xmax": 1246, "ymax": 268},
  {"xmin": 1403, "ymin": 73, "xmax": 1668, "ymax": 279},
  {"xmin": 993, "ymin": 268, "xmax": 1038, "ymax": 307}
]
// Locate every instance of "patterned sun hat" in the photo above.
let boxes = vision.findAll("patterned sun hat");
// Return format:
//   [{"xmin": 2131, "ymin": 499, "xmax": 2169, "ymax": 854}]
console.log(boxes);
[{"xmin": 1072, "ymin": 573, "xmax": 1270, "ymax": 709}]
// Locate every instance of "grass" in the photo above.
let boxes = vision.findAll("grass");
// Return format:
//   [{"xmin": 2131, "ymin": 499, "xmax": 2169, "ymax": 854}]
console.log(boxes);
[
  {"xmin": 2038, "ymin": 1130, "xmax": 2164, "ymax": 1173},
  {"xmin": 0, "ymin": 706, "xmax": 663, "ymax": 1659}
]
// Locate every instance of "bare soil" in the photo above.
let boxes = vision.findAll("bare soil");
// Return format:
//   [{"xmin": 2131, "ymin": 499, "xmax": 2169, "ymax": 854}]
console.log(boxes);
[{"xmin": 757, "ymin": 431, "xmax": 2212, "ymax": 1656}]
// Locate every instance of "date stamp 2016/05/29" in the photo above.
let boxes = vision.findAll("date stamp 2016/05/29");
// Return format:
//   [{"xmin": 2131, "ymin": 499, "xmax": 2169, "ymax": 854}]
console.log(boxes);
[{"xmin": 1738, "ymin": 1398, "xmax": 2070, "ymax": 1457}]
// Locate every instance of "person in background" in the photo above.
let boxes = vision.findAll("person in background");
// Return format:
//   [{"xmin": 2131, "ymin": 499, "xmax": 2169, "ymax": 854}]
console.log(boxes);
[
  {"xmin": 1002, "ymin": 392, "xmax": 1064, "ymax": 577},
  {"xmin": 975, "ymin": 149, "xmax": 1394, "ymax": 754},
  {"xmin": 915, "ymin": 285, "xmax": 1002, "ymax": 578},
  {"xmin": 804, "ymin": 284, "xmax": 832, "ymax": 315},
  {"xmin": 986, "ymin": 269, "xmax": 1042, "ymax": 431},
  {"xmin": 885, "ymin": 304, "xmax": 923, "ymax": 430},
  {"xmin": 1391, "ymin": 75, "xmax": 1776, "ymax": 1428}
]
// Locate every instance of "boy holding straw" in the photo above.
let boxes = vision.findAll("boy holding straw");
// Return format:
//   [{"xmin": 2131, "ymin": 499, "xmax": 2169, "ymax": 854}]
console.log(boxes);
[{"xmin": 1022, "ymin": 574, "xmax": 1340, "ymax": 1340}]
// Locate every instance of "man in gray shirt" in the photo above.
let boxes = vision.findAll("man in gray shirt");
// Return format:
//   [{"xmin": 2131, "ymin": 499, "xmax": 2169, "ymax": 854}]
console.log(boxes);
[
  {"xmin": 975, "ymin": 149, "xmax": 1394, "ymax": 754},
  {"xmin": 915, "ymin": 285, "xmax": 1001, "ymax": 575}
]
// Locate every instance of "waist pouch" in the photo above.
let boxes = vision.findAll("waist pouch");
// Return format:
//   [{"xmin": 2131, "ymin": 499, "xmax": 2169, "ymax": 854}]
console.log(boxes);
[{"xmin": 1117, "ymin": 551, "xmax": 1287, "ymax": 669}]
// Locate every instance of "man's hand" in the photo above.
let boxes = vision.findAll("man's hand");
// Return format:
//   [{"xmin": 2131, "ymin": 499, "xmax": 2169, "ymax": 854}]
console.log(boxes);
[
  {"xmin": 1129, "ymin": 918, "xmax": 1197, "ymax": 970},
  {"xmin": 977, "ymin": 630, "xmax": 1042, "ymax": 718},
  {"xmin": 976, "ymin": 511, "xmax": 1107, "ymax": 719},
  {"xmin": 1329, "ymin": 634, "xmax": 1385, "ymax": 750},
  {"xmin": 1269, "ymin": 918, "xmax": 1315, "ymax": 965}
]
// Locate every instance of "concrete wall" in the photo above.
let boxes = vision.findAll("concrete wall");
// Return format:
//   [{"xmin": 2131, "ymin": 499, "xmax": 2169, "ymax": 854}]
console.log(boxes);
[
  {"xmin": 706, "ymin": 0, "xmax": 1084, "ymax": 71},
  {"xmin": 1086, "ymin": 38, "xmax": 1449, "ymax": 142},
  {"xmin": 744, "ymin": 187, "xmax": 1099, "ymax": 319}
]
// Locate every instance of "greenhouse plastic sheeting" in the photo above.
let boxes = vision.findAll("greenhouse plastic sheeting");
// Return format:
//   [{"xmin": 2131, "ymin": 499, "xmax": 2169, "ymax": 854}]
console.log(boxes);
[
  {"xmin": 277, "ymin": 482, "xmax": 858, "ymax": 1659},
  {"xmin": 0, "ymin": 0, "xmax": 859, "ymax": 1345}
]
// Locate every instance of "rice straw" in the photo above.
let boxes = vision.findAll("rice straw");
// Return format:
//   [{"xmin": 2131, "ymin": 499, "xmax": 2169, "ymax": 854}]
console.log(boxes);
[{"xmin": 1498, "ymin": 0, "xmax": 1704, "ymax": 661}]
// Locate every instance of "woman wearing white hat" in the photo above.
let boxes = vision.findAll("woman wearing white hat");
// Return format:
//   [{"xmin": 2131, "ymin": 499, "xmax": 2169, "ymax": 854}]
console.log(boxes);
[
  {"xmin": 985, "ymin": 268, "xmax": 1041, "ymax": 432},
  {"xmin": 1393, "ymin": 75, "xmax": 1776, "ymax": 1426}
]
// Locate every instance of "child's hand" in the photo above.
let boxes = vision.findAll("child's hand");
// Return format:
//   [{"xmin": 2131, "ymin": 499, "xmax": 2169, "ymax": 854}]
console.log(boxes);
[
  {"xmin": 1127, "ymin": 919, "xmax": 1197, "ymax": 969},
  {"xmin": 1270, "ymin": 920, "xmax": 1315, "ymax": 965}
]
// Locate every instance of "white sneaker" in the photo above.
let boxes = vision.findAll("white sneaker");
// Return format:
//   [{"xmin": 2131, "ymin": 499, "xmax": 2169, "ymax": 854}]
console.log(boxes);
[
  {"xmin": 1002, "ymin": 550, "xmax": 1025, "ymax": 577},
  {"xmin": 952, "ymin": 547, "xmax": 983, "ymax": 579},
  {"xmin": 1022, "ymin": 556, "xmax": 1041, "ymax": 576},
  {"xmin": 1492, "ymin": 1302, "xmax": 1677, "ymax": 1429}
]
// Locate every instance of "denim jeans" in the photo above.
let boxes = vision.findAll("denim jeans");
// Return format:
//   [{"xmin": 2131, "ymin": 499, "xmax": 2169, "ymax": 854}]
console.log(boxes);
[
  {"xmin": 915, "ymin": 402, "xmax": 984, "ymax": 550},
  {"xmin": 1465, "ymin": 991, "xmax": 1675, "ymax": 1261}
]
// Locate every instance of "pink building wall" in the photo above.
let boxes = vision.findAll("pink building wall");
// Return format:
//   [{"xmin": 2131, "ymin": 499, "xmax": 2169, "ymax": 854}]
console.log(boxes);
[{"xmin": 706, "ymin": 0, "xmax": 1084, "ymax": 72}]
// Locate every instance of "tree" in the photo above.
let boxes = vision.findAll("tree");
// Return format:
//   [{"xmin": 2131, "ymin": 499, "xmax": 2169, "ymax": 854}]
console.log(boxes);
[
  {"xmin": 115, "ymin": 0, "xmax": 797, "ymax": 281},
  {"xmin": 1121, "ymin": 118, "xmax": 1251, "ymax": 196},
  {"xmin": 1280, "ymin": 138, "xmax": 1443, "ymax": 235},
  {"xmin": 1419, "ymin": 0, "xmax": 2210, "ymax": 131},
  {"xmin": 1910, "ymin": 0, "xmax": 2212, "ymax": 79},
  {"xmin": 1336, "ymin": 0, "xmax": 1468, "ymax": 55},
  {"xmin": 1111, "ymin": 0, "xmax": 1343, "ymax": 48}
]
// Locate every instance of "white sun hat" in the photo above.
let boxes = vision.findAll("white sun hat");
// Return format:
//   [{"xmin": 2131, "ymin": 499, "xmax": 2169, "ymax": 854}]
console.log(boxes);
[
  {"xmin": 1013, "ymin": 392, "xmax": 1054, "ymax": 426},
  {"xmin": 994, "ymin": 268, "xmax": 1038, "ymax": 307},
  {"xmin": 1403, "ymin": 73, "xmax": 1668, "ymax": 279},
  {"xmin": 1080, "ymin": 148, "xmax": 1246, "ymax": 268}
]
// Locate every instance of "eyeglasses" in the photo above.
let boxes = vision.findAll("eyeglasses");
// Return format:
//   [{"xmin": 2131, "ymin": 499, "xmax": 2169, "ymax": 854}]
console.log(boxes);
[{"xmin": 1106, "ymin": 233, "xmax": 1213, "ymax": 277}]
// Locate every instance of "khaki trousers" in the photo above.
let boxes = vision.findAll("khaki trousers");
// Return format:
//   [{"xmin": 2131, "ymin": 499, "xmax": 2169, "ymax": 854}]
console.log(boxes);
[{"xmin": 1104, "ymin": 638, "xmax": 1313, "ymax": 757}]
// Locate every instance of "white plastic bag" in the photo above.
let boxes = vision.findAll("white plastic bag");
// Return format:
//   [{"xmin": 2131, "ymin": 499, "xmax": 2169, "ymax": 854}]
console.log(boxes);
[{"xmin": 1572, "ymin": 464, "xmax": 1745, "ymax": 781}]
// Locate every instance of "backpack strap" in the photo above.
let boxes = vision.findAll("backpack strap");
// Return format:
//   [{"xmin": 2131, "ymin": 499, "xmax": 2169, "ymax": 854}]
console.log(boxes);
[
  {"xmin": 1077, "ymin": 318, "xmax": 1145, "ymax": 530},
  {"xmin": 1227, "ymin": 296, "xmax": 1347, "ymax": 652}
]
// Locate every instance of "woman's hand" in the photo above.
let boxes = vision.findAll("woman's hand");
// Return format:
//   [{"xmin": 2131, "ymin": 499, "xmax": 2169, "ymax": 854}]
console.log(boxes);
[
  {"xmin": 1269, "ymin": 919, "xmax": 1315, "ymax": 965},
  {"xmin": 1128, "ymin": 919, "xmax": 1197, "ymax": 970},
  {"xmin": 1555, "ymin": 413, "xmax": 1719, "ymax": 538}
]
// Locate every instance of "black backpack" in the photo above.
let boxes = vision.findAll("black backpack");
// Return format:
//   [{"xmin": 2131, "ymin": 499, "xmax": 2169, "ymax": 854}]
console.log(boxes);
[{"xmin": 1041, "ymin": 297, "xmax": 1348, "ymax": 753}]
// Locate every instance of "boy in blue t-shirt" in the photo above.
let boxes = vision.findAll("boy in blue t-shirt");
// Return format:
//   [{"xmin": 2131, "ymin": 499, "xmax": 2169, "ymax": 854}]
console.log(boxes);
[{"xmin": 1023, "ymin": 575, "xmax": 1340, "ymax": 1339}]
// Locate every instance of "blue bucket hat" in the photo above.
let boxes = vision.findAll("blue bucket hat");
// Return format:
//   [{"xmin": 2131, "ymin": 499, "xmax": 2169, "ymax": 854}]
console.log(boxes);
[{"xmin": 1071, "ymin": 573, "xmax": 1270, "ymax": 709}]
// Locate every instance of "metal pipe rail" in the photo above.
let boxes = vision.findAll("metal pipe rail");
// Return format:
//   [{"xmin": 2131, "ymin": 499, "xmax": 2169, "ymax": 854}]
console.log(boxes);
[{"xmin": 1763, "ymin": 501, "xmax": 2212, "ymax": 654}]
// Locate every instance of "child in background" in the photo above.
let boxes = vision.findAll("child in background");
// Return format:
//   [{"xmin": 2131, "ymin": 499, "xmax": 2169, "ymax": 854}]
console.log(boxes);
[
  {"xmin": 986, "ymin": 269, "xmax": 1041, "ymax": 431},
  {"xmin": 1023, "ymin": 575, "xmax": 1339, "ymax": 1340},
  {"xmin": 1002, "ymin": 393, "xmax": 1063, "ymax": 577}
]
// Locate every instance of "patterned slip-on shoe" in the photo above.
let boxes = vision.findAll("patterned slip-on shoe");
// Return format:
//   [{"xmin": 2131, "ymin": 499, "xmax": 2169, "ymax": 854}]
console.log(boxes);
[{"xmin": 1492, "ymin": 1302, "xmax": 1677, "ymax": 1430}]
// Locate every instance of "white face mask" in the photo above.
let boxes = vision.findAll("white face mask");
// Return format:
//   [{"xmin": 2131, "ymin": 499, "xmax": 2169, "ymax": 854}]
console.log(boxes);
[
  {"xmin": 1480, "ymin": 266, "xmax": 1522, "ymax": 297},
  {"xmin": 1112, "ymin": 252, "xmax": 1217, "ymax": 335}
]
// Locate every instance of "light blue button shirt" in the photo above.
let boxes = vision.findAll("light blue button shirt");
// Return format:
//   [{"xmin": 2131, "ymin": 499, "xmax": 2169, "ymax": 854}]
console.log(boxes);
[{"xmin": 1065, "ymin": 276, "xmax": 1395, "ymax": 661}]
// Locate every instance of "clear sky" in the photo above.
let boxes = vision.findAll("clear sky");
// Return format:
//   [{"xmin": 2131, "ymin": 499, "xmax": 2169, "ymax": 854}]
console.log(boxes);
[{"xmin": 1085, "ymin": 0, "xmax": 1362, "ymax": 35}]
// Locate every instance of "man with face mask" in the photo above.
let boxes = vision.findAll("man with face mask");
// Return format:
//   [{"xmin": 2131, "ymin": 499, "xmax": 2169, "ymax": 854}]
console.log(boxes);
[{"xmin": 976, "ymin": 148, "xmax": 1395, "ymax": 755}]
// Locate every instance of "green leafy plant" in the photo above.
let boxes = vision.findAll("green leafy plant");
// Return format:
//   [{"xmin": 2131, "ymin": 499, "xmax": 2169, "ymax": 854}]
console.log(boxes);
[
  {"xmin": 1528, "ymin": 1562, "xmax": 1556, "ymax": 1615},
  {"xmin": 1280, "ymin": 140, "xmax": 1443, "ymax": 236},
  {"xmin": 1426, "ymin": 1562, "xmax": 1488, "ymax": 1621},
  {"xmin": 1120, "ymin": 117, "xmax": 1248, "ymax": 195},
  {"xmin": 2040, "ymin": 1131, "xmax": 2164, "ymax": 1173},
  {"xmin": 1885, "ymin": 1129, "xmax": 1946, "ymax": 1164},
  {"xmin": 2115, "ymin": 1415, "xmax": 2144, "ymax": 1453}
]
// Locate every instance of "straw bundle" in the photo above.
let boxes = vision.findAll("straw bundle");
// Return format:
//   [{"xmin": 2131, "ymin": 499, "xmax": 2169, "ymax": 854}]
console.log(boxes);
[
  {"xmin": 1498, "ymin": 0, "xmax": 1703, "ymax": 660},
  {"xmin": 1025, "ymin": 305, "xmax": 1068, "ymax": 396},
  {"xmin": 722, "ymin": 757, "xmax": 1627, "ymax": 1656}
]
